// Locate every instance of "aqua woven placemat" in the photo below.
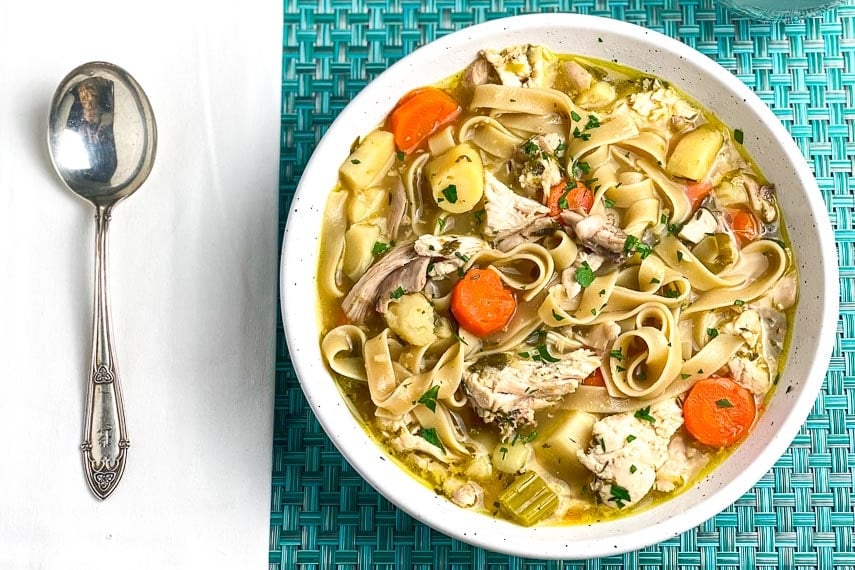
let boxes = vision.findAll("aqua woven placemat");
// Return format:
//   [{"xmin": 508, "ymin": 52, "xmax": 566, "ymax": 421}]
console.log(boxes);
[{"xmin": 272, "ymin": 1, "xmax": 855, "ymax": 567}]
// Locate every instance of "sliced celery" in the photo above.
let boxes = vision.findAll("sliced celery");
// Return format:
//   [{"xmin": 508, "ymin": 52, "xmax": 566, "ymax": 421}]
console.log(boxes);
[{"xmin": 498, "ymin": 471, "xmax": 559, "ymax": 526}]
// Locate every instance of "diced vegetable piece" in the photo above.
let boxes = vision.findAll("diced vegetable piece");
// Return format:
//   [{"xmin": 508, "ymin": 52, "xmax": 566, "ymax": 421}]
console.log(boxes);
[
  {"xmin": 451, "ymin": 268, "xmax": 516, "ymax": 337},
  {"xmin": 498, "ymin": 471, "xmax": 559, "ymax": 526},
  {"xmin": 425, "ymin": 143, "xmax": 485, "ymax": 214},
  {"xmin": 685, "ymin": 181, "xmax": 713, "ymax": 209},
  {"xmin": 678, "ymin": 208, "xmax": 717, "ymax": 244},
  {"xmin": 343, "ymin": 223, "xmax": 381, "ymax": 281},
  {"xmin": 339, "ymin": 130, "xmax": 396, "ymax": 192},
  {"xmin": 582, "ymin": 368, "xmax": 606, "ymax": 387},
  {"xmin": 491, "ymin": 441, "xmax": 531, "ymax": 474},
  {"xmin": 683, "ymin": 376, "xmax": 756, "ymax": 447},
  {"xmin": 547, "ymin": 180, "xmax": 593, "ymax": 217},
  {"xmin": 692, "ymin": 233, "xmax": 737, "ymax": 272},
  {"xmin": 388, "ymin": 87, "xmax": 461, "ymax": 154},
  {"xmin": 726, "ymin": 208, "xmax": 759, "ymax": 245},
  {"xmin": 539, "ymin": 410, "xmax": 597, "ymax": 480},
  {"xmin": 714, "ymin": 179, "xmax": 748, "ymax": 207},
  {"xmin": 666, "ymin": 126, "xmax": 723, "ymax": 181},
  {"xmin": 384, "ymin": 293, "xmax": 437, "ymax": 346},
  {"xmin": 575, "ymin": 81, "xmax": 616, "ymax": 109},
  {"xmin": 347, "ymin": 186, "xmax": 387, "ymax": 224}
]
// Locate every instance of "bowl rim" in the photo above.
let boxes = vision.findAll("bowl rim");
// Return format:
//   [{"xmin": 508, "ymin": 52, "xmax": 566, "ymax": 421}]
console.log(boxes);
[{"xmin": 281, "ymin": 13, "xmax": 839, "ymax": 558}]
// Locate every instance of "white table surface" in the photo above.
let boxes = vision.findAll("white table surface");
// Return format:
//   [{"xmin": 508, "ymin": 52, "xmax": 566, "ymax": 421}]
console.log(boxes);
[{"xmin": 0, "ymin": 2, "xmax": 282, "ymax": 568}]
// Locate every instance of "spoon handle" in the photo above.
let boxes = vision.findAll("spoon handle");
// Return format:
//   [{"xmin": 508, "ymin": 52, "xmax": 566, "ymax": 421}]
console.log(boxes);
[{"xmin": 81, "ymin": 207, "xmax": 129, "ymax": 500}]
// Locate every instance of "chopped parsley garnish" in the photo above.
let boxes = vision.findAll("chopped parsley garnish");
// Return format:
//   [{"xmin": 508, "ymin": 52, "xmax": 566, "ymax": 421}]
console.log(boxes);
[
  {"xmin": 707, "ymin": 327, "xmax": 719, "ymax": 339},
  {"xmin": 650, "ymin": 277, "xmax": 661, "ymax": 285},
  {"xmin": 734, "ymin": 299, "xmax": 745, "ymax": 306},
  {"xmin": 557, "ymin": 190, "xmax": 570, "ymax": 209},
  {"xmin": 417, "ymin": 385, "xmax": 441, "ymax": 412},
  {"xmin": 499, "ymin": 446, "xmax": 508, "ymax": 459},
  {"xmin": 350, "ymin": 159, "xmax": 361, "ymax": 164},
  {"xmin": 420, "ymin": 428, "xmax": 444, "ymax": 451},
  {"xmin": 623, "ymin": 235, "xmax": 652, "ymax": 259},
  {"xmin": 523, "ymin": 140, "xmax": 539, "ymax": 155},
  {"xmin": 630, "ymin": 465, "xmax": 638, "ymax": 474},
  {"xmin": 473, "ymin": 209, "xmax": 485, "ymax": 224},
  {"xmin": 372, "ymin": 241, "xmax": 390, "ymax": 256},
  {"xmin": 599, "ymin": 438, "xmax": 606, "ymax": 452},
  {"xmin": 396, "ymin": 151, "xmax": 405, "ymax": 161},
  {"xmin": 519, "ymin": 351, "xmax": 530, "ymax": 358},
  {"xmin": 441, "ymin": 184, "xmax": 458, "ymax": 204},
  {"xmin": 585, "ymin": 115, "xmax": 601, "ymax": 130},
  {"xmin": 626, "ymin": 435, "xmax": 637, "ymax": 443},
  {"xmin": 677, "ymin": 251, "xmax": 684, "ymax": 262},
  {"xmin": 522, "ymin": 431, "xmax": 538, "ymax": 443},
  {"xmin": 634, "ymin": 406, "xmax": 656, "ymax": 423},
  {"xmin": 716, "ymin": 398, "xmax": 734, "ymax": 408},
  {"xmin": 664, "ymin": 288, "xmax": 681, "ymax": 299},
  {"xmin": 667, "ymin": 223, "xmax": 683, "ymax": 236},
  {"xmin": 609, "ymin": 349, "xmax": 624, "ymax": 360},
  {"xmin": 572, "ymin": 126, "xmax": 591, "ymax": 141},
  {"xmin": 590, "ymin": 308, "xmax": 598, "ymax": 316},
  {"xmin": 437, "ymin": 216, "xmax": 447, "ymax": 232},
  {"xmin": 661, "ymin": 214, "xmax": 668, "ymax": 225},
  {"xmin": 390, "ymin": 286, "xmax": 406, "ymax": 300},
  {"xmin": 454, "ymin": 251, "xmax": 469, "ymax": 263},
  {"xmin": 552, "ymin": 309, "xmax": 565, "ymax": 322},
  {"xmin": 604, "ymin": 197, "xmax": 615, "ymax": 208},
  {"xmin": 734, "ymin": 129, "xmax": 744, "ymax": 144},
  {"xmin": 534, "ymin": 344, "xmax": 560, "ymax": 363},
  {"xmin": 577, "ymin": 161, "xmax": 591, "ymax": 174},
  {"xmin": 774, "ymin": 372, "xmax": 781, "ymax": 385},
  {"xmin": 570, "ymin": 111, "xmax": 582, "ymax": 122},
  {"xmin": 609, "ymin": 484, "xmax": 631, "ymax": 508},
  {"xmin": 555, "ymin": 142, "xmax": 567, "ymax": 158},
  {"xmin": 574, "ymin": 261, "xmax": 596, "ymax": 288},
  {"xmin": 599, "ymin": 289, "xmax": 606, "ymax": 296},
  {"xmin": 681, "ymin": 373, "xmax": 691, "ymax": 380},
  {"xmin": 616, "ymin": 365, "xmax": 626, "ymax": 372}
]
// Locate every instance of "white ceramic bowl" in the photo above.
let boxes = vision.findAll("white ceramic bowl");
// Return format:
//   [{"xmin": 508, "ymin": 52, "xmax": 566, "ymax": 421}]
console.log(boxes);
[{"xmin": 280, "ymin": 14, "xmax": 838, "ymax": 558}]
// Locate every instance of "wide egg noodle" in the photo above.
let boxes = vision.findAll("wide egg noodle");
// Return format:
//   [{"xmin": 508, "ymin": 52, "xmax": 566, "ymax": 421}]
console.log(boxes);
[
  {"xmin": 365, "ymin": 330, "xmax": 466, "ymax": 418},
  {"xmin": 471, "ymin": 243, "xmax": 555, "ymax": 302},
  {"xmin": 657, "ymin": 235, "xmax": 743, "ymax": 291},
  {"xmin": 616, "ymin": 130, "xmax": 669, "ymax": 166},
  {"xmin": 636, "ymin": 157, "xmax": 693, "ymax": 223},
  {"xmin": 567, "ymin": 112, "xmax": 639, "ymax": 160},
  {"xmin": 321, "ymin": 324, "xmax": 368, "ymax": 382},
  {"xmin": 412, "ymin": 403, "xmax": 486, "ymax": 460},
  {"xmin": 458, "ymin": 115, "xmax": 524, "ymax": 159},
  {"xmin": 496, "ymin": 112, "xmax": 566, "ymax": 137},
  {"xmin": 538, "ymin": 271, "xmax": 619, "ymax": 326},
  {"xmin": 543, "ymin": 230, "xmax": 579, "ymax": 271},
  {"xmin": 470, "ymin": 84, "xmax": 590, "ymax": 121},
  {"xmin": 684, "ymin": 239, "xmax": 789, "ymax": 315},
  {"xmin": 403, "ymin": 153, "xmax": 431, "ymax": 234},
  {"xmin": 563, "ymin": 333, "xmax": 744, "ymax": 413},
  {"xmin": 607, "ymin": 254, "xmax": 691, "ymax": 311},
  {"xmin": 319, "ymin": 191, "xmax": 349, "ymax": 298},
  {"xmin": 604, "ymin": 303, "xmax": 682, "ymax": 399}
]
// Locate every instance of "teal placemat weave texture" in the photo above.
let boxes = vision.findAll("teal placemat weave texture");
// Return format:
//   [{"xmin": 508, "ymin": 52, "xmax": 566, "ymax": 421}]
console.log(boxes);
[{"xmin": 273, "ymin": 1, "xmax": 855, "ymax": 567}]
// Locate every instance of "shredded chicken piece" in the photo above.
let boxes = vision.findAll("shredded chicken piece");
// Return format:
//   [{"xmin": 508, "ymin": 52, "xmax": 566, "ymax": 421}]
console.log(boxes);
[
  {"xmin": 495, "ymin": 217, "xmax": 559, "ymax": 252},
  {"xmin": 342, "ymin": 243, "xmax": 419, "ymax": 322},
  {"xmin": 483, "ymin": 173, "xmax": 550, "ymax": 240},
  {"xmin": 561, "ymin": 211, "xmax": 628, "ymax": 255},
  {"xmin": 743, "ymin": 176, "xmax": 778, "ymax": 223},
  {"xmin": 654, "ymin": 433, "xmax": 709, "ymax": 493},
  {"xmin": 448, "ymin": 480, "xmax": 484, "ymax": 508},
  {"xmin": 577, "ymin": 399, "xmax": 683, "ymax": 509},
  {"xmin": 516, "ymin": 134, "xmax": 564, "ymax": 196},
  {"xmin": 464, "ymin": 57, "xmax": 496, "ymax": 87},
  {"xmin": 721, "ymin": 308, "xmax": 773, "ymax": 396},
  {"xmin": 387, "ymin": 179, "xmax": 407, "ymax": 240},
  {"xmin": 463, "ymin": 350, "xmax": 599, "ymax": 440},
  {"xmin": 576, "ymin": 321, "xmax": 621, "ymax": 353},
  {"xmin": 480, "ymin": 44, "xmax": 547, "ymax": 88},
  {"xmin": 414, "ymin": 234, "xmax": 488, "ymax": 279},
  {"xmin": 629, "ymin": 86, "xmax": 698, "ymax": 125},
  {"xmin": 563, "ymin": 60, "xmax": 592, "ymax": 93}
]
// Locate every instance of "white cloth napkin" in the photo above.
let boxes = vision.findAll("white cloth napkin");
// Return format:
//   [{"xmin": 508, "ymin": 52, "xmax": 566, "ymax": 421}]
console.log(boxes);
[{"xmin": 0, "ymin": 2, "xmax": 282, "ymax": 568}]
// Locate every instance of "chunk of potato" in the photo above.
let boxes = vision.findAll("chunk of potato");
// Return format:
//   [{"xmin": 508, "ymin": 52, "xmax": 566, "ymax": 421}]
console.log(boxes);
[
  {"xmin": 424, "ymin": 143, "xmax": 484, "ymax": 214},
  {"xmin": 538, "ymin": 410, "xmax": 597, "ymax": 481},
  {"xmin": 342, "ymin": 223, "xmax": 380, "ymax": 282},
  {"xmin": 339, "ymin": 129, "xmax": 396, "ymax": 192},
  {"xmin": 384, "ymin": 293, "xmax": 437, "ymax": 346},
  {"xmin": 575, "ymin": 81, "xmax": 616, "ymax": 109},
  {"xmin": 347, "ymin": 186, "xmax": 387, "ymax": 224},
  {"xmin": 492, "ymin": 441, "xmax": 531, "ymax": 475},
  {"xmin": 667, "ymin": 126, "xmax": 723, "ymax": 181}
]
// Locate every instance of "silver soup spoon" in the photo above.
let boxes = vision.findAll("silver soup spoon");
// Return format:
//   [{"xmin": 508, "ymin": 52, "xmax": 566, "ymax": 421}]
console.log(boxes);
[{"xmin": 47, "ymin": 62, "xmax": 157, "ymax": 499}]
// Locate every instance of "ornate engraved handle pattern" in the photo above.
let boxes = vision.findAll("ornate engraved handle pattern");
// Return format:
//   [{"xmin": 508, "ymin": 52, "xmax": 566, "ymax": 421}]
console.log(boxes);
[{"xmin": 81, "ymin": 207, "xmax": 129, "ymax": 500}]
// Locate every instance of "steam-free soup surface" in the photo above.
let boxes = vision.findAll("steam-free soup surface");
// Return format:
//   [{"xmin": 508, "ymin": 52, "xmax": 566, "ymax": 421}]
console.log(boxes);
[{"xmin": 317, "ymin": 45, "xmax": 797, "ymax": 526}]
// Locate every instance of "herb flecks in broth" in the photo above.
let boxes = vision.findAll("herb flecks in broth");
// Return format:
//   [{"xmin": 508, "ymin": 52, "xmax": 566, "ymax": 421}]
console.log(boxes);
[{"xmin": 316, "ymin": 44, "xmax": 798, "ymax": 526}]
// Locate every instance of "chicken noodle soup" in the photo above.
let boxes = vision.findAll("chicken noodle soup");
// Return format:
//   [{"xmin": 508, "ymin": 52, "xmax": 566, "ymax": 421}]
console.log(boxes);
[{"xmin": 317, "ymin": 45, "xmax": 797, "ymax": 525}]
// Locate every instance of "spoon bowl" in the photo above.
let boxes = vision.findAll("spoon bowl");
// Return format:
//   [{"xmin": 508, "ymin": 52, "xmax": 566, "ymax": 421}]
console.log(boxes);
[{"xmin": 47, "ymin": 61, "xmax": 157, "ymax": 499}]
